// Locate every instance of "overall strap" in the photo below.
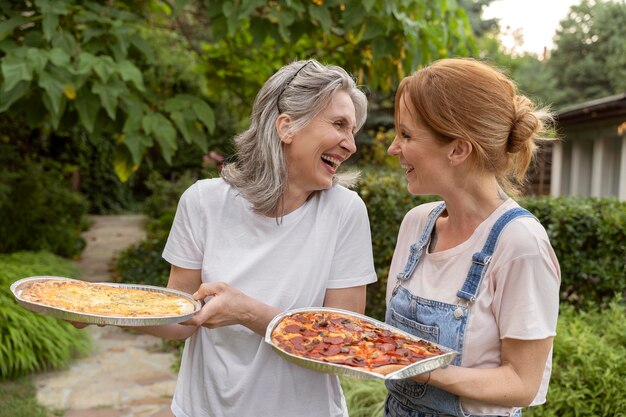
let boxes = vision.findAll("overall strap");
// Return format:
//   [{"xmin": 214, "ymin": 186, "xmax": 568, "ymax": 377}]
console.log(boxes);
[
  {"xmin": 397, "ymin": 202, "xmax": 446, "ymax": 282},
  {"xmin": 456, "ymin": 207, "xmax": 536, "ymax": 303}
]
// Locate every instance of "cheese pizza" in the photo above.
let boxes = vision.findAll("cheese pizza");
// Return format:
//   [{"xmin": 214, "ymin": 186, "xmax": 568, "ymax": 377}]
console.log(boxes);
[
  {"xmin": 271, "ymin": 311, "xmax": 446, "ymax": 375},
  {"xmin": 19, "ymin": 279, "xmax": 196, "ymax": 318}
]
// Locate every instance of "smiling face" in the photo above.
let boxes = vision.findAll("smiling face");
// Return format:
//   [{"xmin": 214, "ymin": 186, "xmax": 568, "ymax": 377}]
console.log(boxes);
[
  {"xmin": 281, "ymin": 90, "xmax": 357, "ymax": 196},
  {"xmin": 387, "ymin": 95, "xmax": 453, "ymax": 196}
]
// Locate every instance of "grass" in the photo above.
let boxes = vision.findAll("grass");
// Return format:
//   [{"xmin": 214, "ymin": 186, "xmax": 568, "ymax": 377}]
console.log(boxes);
[{"xmin": 0, "ymin": 376, "xmax": 60, "ymax": 417}]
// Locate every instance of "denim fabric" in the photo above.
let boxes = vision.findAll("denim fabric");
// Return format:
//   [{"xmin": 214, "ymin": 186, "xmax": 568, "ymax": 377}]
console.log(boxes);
[{"xmin": 385, "ymin": 204, "xmax": 534, "ymax": 417}]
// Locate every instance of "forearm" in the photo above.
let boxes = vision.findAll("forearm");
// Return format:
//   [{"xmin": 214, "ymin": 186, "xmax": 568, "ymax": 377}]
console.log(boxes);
[
  {"xmin": 240, "ymin": 297, "xmax": 282, "ymax": 336},
  {"xmin": 418, "ymin": 364, "xmax": 536, "ymax": 407},
  {"xmin": 130, "ymin": 323, "xmax": 198, "ymax": 340}
]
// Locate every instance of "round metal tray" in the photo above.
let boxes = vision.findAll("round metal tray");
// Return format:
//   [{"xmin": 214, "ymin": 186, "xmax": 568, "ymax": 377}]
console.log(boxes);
[
  {"xmin": 10, "ymin": 276, "xmax": 201, "ymax": 326},
  {"xmin": 265, "ymin": 307, "xmax": 457, "ymax": 380}
]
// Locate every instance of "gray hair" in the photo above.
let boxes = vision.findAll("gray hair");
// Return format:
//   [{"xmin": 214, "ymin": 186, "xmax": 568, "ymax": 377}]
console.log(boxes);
[{"xmin": 220, "ymin": 59, "xmax": 368, "ymax": 215}]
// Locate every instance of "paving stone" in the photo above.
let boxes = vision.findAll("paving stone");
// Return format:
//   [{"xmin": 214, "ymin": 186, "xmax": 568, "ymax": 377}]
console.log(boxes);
[{"xmin": 34, "ymin": 215, "xmax": 177, "ymax": 417}]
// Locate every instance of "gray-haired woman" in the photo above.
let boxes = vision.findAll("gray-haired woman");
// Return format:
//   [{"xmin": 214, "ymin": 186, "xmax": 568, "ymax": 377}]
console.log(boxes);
[{"xmin": 143, "ymin": 60, "xmax": 377, "ymax": 417}]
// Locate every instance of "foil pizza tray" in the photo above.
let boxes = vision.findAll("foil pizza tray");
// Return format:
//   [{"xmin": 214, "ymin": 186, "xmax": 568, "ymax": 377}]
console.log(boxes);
[
  {"xmin": 10, "ymin": 276, "xmax": 201, "ymax": 326},
  {"xmin": 265, "ymin": 307, "xmax": 457, "ymax": 380}
]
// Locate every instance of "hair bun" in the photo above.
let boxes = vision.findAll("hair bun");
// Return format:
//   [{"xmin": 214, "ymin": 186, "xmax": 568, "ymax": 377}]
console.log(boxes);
[{"xmin": 507, "ymin": 96, "xmax": 541, "ymax": 153}]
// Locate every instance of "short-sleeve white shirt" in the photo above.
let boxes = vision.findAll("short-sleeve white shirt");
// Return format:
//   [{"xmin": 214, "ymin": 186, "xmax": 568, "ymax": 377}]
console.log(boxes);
[
  {"xmin": 386, "ymin": 199, "xmax": 561, "ymax": 416},
  {"xmin": 163, "ymin": 178, "xmax": 377, "ymax": 417}
]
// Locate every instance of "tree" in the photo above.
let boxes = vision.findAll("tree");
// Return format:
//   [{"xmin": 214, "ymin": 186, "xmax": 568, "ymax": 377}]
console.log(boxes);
[
  {"xmin": 547, "ymin": 0, "xmax": 626, "ymax": 108},
  {"xmin": 0, "ymin": 0, "xmax": 476, "ymax": 181}
]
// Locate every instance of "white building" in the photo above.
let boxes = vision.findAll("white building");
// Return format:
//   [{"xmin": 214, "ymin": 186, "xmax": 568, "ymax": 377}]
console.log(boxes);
[{"xmin": 550, "ymin": 93, "xmax": 626, "ymax": 201}]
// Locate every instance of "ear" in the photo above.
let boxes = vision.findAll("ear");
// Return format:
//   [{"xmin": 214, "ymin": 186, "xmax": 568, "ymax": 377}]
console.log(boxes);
[
  {"xmin": 275, "ymin": 114, "xmax": 293, "ymax": 144},
  {"xmin": 448, "ymin": 139, "xmax": 472, "ymax": 166}
]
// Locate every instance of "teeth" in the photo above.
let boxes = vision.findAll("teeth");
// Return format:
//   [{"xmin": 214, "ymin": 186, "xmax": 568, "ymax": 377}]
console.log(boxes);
[
  {"xmin": 321, "ymin": 154, "xmax": 341, "ymax": 168},
  {"xmin": 401, "ymin": 164, "xmax": 414, "ymax": 174}
]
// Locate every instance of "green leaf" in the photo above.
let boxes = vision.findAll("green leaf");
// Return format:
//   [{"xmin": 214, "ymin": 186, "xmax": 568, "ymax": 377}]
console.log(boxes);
[
  {"xmin": 129, "ymin": 34, "xmax": 155, "ymax": 63},
  {"xmin": 25, "ymin": 48, "xmax": 49, "ymax": 75},
  {"xmin": 0, "ymin": 16, "xmax": 31, "ymax": 41},
  {"xmin": 38, "ymin": 71, "xmax": 65, "ymax": 116},
  {"xmin": 163, "ymin": 94, "xmax": 194, "ymax": 112},
  {"xmin": 192, "ymin": 99, "xmax": 215, "ymax": 133},
  {"xmin": 41, "ymin": 89, "xmax": 67, "ymax": 129},
  {"xmin": 42, "ymin": 13, "xmax": 59, "ymax": 42},
  {"xmin": 116, "ymin": 60, "xmax": 145, "ymax": 91},
  {"xmin": 91, "ymin": 78, "xmax": 126, "ymax": 120},
  {"xmin": 361, "ymin": 21, "xmax": 386, "ymax": 41},
  {"xmin": 48, "ymin": 48, "xmax": 70, "ymax": 67},
  {"xmin": 51, "ymin": 31, "xmax": 77, "ymax": 55},
  {"xmin": 1, "ymin": 55, "xmax": 33, "ymax": 91},
  {"xmin": 0, "ymin": 80, "xmax": 30, "ymax": 112},
  {"xmin": 123, "ymin": 132, "xmax": 152, "ymax": 165},
  {"xmin": 74, "ymin": 89, "xmax": 100, "ymax": 133},
  {"xmin": 308, "ymin": 4, "xmax": 333, "ymax": 33},
  {"xmin": 362, "ymin": 0, "xmax": 376, "ymax": 12},
  {"xmin": 76, "ymin": 52, "xmax": 98, "ymax": 75},
  {"xmin": 122, "ymin": 101, "xmax": 144, "ymax": 133},
  {"xmin": 92, "ymin": 56, "xmax": 116, "ymax": 83},
  {"xmin": 142, "ymin": 112, "xmax": 177, "ymax": 164},
  {"xmin": 170, "ymin": 111, "xmax": 191, "ymax": 144}
]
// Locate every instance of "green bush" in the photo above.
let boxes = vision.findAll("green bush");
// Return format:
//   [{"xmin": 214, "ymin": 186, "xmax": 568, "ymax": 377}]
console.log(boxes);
[
  {"xmin": 526, "ymin": 296, "xmax": 626, "ymax": 417},
  {"xmin": 0, "ymin": 251, "xmax": 90, "ymax": 378},
  {"xmin": 341, "ymin": 298, "xmax": 626, "ymax": 417},
  {"xmin": 358, "ymin": 169, "xmax": 626, "ymax": 319},
  {"xmin": 520, "ymin": 196, "xmax": 626, "ymax": 305},
  {"xmin": 0, "ymin": 145, "xmax": 89, "ymax": 257}
]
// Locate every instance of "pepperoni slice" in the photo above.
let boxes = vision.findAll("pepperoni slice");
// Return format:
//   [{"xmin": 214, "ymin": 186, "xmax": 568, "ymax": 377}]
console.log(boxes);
[
  {"xmin": 321, "ymin": 345, "xmax": 341, "ymax": 356},
  {"xmin": 284, "ymin": 324, "xmax": 303, "ymax": 334},
  {"xmin": 322, "ymin": 336, "xmax": 344, "ymax": 345}
]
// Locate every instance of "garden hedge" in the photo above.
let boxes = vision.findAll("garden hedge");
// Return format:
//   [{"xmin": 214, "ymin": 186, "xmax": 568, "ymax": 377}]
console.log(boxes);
[
  {"xmin": 0, "ymin": 251, "xmax": 90, "ymax": 379},
  {"xmin": 356, "ymin": 169, "xmax": 626, "ymax": 320},
  {"xmin": 116, "ymin": 168, "xmax": 626, "ymax": 321}
]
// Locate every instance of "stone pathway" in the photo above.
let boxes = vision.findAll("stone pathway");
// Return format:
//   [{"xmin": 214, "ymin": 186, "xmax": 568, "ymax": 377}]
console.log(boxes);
[{"xmin": 34, "ymin": 215, "xmax": 177, "ymax": 417}]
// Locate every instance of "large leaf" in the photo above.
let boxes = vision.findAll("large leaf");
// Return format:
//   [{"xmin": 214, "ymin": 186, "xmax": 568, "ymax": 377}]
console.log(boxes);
[
  {"xmin": 170, "ymin": 111, "xmax": 191, "ymax": 144},
  {"xmin": 74, "ymin": 89, "xmax": 100, "ymax": 133},
  {"xmin": 38, "ymin": 71, "xmax": 66, "ymax": 116},
  {"xmin": 116, "ymin": 60, "xmax": 145, "ymax": 91},
  {"xmin": 92, "ymin": 56, "xmax": 116, "ymax": 83},
  {"xmin": 308, "ymin": 4, "xmax": 332, "ymax": 33},
  {"xmin": 192, "ymin": 99, "xmax": 215, "ymax": 133},
  {"xmin": 0, "ymin": 81, "xmax": 30, "ymax": 112},
  {"xmin": 123, "ymin": 132, "xmax": 152, "ymax": 165},
  {"xmin": 91, "ymin": 78, "xmax": 127, "ymax": 120},
  {"xmin": 48, "ymin": 48, "xmax": 70, "ymax": 67},
  {"xmin": 1, "ymin": 55, "xmax": 33, "ymax": 91},
  {"xmin": 142, "ymin": 112, "xmax": 177, "ymax": 164}
]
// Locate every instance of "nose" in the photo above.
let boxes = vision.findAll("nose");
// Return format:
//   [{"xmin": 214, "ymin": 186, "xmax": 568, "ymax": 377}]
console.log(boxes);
[
  {"xmin": 387, "ymin": 135, "xmax": 400, "ymax": 156},
  {"xmin": 340, "ymin": 133, "xmax": 357, "ymax": 155}
]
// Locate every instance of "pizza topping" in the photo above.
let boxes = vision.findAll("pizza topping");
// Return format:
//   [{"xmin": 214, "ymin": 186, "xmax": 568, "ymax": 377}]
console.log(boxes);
[{"xmin": 271, "ymin": 311, "xmax": 446, "ymax": 374}]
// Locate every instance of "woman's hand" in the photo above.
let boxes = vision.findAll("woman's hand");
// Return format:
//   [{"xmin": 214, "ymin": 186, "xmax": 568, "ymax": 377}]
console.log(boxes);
[{"xmin": 186, "ymin": 282, "xmax": 281, "ymax": 336}]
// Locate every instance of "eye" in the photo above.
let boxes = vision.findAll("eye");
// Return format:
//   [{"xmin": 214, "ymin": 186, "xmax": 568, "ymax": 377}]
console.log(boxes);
[{"xmin": 401, "ymin": 130, "xmax": 411, "ymax": 140}]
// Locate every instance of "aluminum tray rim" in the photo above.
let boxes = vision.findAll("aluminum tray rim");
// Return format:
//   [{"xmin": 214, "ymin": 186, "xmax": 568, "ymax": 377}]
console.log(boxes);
[
  {"xmin": 10, "ymin": 276, "xmax": 201, "ymax": 326},
  {"xmin": 265, "ymin": 306, "xmax": 457, "ymax": 380}
]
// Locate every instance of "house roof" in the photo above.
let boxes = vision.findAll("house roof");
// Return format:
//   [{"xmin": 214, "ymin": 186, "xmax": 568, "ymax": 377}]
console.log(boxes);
[{"xmin": 556, "ymin": 92, "xmax": 626, "ymax": 125}]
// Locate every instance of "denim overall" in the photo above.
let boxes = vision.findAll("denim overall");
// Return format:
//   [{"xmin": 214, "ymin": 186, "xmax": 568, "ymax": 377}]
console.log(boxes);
[{"xmin": 385, "ymin": 202, "xmax": 533, "ymax": 417}]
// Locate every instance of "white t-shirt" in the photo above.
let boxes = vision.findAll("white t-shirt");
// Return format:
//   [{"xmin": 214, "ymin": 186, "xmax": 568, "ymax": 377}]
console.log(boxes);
[
  {"xmin": 163, "ymin": 178, "xmax": 377, "ymax": 417},
  {"xmin": 386, "ymin": 199, "xmax": 560, "ymax": 416}
]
